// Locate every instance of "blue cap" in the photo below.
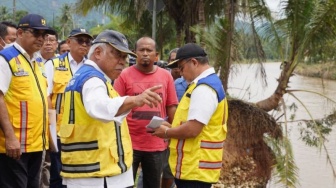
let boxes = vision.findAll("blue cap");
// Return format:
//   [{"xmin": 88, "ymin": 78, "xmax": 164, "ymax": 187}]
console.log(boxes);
[
  {"xmin": 68, "ymin": 28, "xmax": 93, "ymax": 39},
  {"xmin": 18, "ymin": 14, "xmax": 55, "ymax": 34},
  {"xmin": 93, "ymin": 30, "xmax": 136, "ymax": 57}
]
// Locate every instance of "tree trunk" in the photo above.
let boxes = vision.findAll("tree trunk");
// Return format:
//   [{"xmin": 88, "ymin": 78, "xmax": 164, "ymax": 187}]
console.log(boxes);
[{"xmin": 219, "ymin": 0, "xmax": 237, "ymax": 91}]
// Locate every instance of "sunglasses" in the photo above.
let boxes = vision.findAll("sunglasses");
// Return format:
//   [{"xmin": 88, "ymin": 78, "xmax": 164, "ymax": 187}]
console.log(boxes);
[
  {"xmin": 24, "ymin": 28, "xmax": 48, "ymax": 38},
  {"xmin": 70, "ymin": 37, "xmax": 92, "ymax": 46},
  {"xmin": 178, "ymin": 59, "xmax": 192, "ymax": 71}
]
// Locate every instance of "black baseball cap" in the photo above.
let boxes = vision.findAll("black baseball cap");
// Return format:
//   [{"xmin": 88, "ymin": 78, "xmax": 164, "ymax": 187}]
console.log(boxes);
[
  {"xmin": 167, "ymin": 43, "xmax": 207, "ymax": 68},
  {"xmin": 68, "ymin": 28, "xmax": 93, "ymax": 39},
  {"xmin": 92, "ymin": 30, "xmax": 136, "ymax": 57},
  {"xmin": 18, "ymin": 14, "xmax": 55, "ymax": 34}
]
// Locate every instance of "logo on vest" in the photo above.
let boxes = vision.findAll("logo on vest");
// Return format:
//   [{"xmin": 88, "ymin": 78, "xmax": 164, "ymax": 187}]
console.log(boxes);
[
  {"xmin": 13, "ymin": 57, "xmax": 29, "ymax": 77},
  {"xmin": 14, "ymin": 70, "xmax": 29, "ymax": 77},
  {"xmin": 56, "ymin": 67, "xmax": 68, "ymax": 71},
  {"xmin": 57, "ymin": 59, "xmax": 68, "ymax": 71}
]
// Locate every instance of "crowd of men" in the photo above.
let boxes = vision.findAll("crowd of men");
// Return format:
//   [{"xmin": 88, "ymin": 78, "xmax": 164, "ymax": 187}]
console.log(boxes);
[{"xmin": 0, "ymin": 13, "xmax": 228, "ymax": 188}]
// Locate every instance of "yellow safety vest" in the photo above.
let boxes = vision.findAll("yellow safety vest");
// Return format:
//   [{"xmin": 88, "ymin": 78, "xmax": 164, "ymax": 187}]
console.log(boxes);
[
  {"xmin": 59, "ymin": 64, "xmax": 132, "ymax": 178},
  {"xmin": 0, "ymin": 47, "xmax": 49, "ymax": 153},
  {"xmin": 49, "ymin": 53, "xmax": 72, "ymax": 132},
  {"xmin": 169, "ymin": 74, "xmax": 228, "ymax": 183}
]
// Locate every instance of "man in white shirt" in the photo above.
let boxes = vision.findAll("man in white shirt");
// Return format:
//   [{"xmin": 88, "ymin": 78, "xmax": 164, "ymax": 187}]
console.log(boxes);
[
  {"xmin": 0, "ymin": 14, "xmax": 56, "ymax": 188},
  {"xmin": 152, "ymin": 43, "xmax": 228, "ymax": 188},
  {"xmin": 44, "ymin": 28, "xmax": 93, "ymax": 188},
  {"xmin": 59, "ymin": 30, "xmax": 163, "ymax": 188},
  {"xmin": 37, "ymin": 33, "xmax": 59, "ymax": 63},
  {"xmin": 37, "ymin": 32, "xmax": 59, "ymax": 188}
]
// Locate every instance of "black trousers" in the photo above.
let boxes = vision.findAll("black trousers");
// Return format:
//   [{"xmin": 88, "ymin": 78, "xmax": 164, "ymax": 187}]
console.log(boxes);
[
  {"xmin": 0, "ymin": 151, "xmax": 43, "ymax": 188},
  {"xmin": 174, "ymin": 179, "xmax": 212, "ymax": 188}
]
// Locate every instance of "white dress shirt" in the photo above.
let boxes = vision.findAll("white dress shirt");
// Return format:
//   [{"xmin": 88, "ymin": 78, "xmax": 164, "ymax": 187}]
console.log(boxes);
[
  {"xmin": 187, "ymin": 67, "xmax": 219, "ymax": 125},
  {"xmin": 44, "ymin": 52, "xmax": 86, "ymax": 95},
  {"xmin": 63, "ymin": 60, "xmax": 133, "ymax": 188}
]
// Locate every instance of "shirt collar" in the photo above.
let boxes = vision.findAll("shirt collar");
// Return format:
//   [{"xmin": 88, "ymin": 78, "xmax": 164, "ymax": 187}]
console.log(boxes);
[
  {"xmin": 84, "ymin": 60, "xmax": 112, "ymax": 83},
  {"xmin": 191, "ymin": 67, "xmax": 215, "ymax": 84},
  {"xmin": 13, "ymin": 42, "xmax": 39, "ymax": 62},
  {"xmin": 68, "ymin": 52, "xmax": 86, "ymax": 64}
]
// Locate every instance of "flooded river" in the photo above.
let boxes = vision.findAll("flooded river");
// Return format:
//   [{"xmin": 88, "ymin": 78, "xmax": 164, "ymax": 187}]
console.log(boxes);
[{"xmin": 228, "ymin": 62, "xmax": 336, "ymax": 188}]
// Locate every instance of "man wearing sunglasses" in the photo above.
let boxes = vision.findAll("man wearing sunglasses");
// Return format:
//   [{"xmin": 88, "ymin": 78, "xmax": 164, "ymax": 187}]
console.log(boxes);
[
  {"xmin": 152, "ymin": 43, "xmax": 228, "ymax": 188},
  {"xmin": 0, "ymin": 14, "xmax": 56, "ymax": 188},
  {"xmin": 44, "ymin": 28, "xmax": 93, "ymax": 188}
]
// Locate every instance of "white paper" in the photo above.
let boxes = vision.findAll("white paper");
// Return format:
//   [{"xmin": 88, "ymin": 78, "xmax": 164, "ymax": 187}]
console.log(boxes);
[
  {"xmin": 48, "ymin": 109, "xmax": 58, "ymax": 152},
  {"xmin": 146, "ymin": 116, "xmax": 165, "ymax": 129}
]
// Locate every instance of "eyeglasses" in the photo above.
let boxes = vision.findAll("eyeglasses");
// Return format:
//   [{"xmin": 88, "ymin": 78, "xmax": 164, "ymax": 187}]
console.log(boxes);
[
  {"xmin": 24, "ymin": 28, "xmax": 48, "ymax": 38},
  {"xmin": 70, "ymin": 37, "xmax": 92, "ymax": 46},
  {"xmin": 45, "ymin": 37, "xmax": 57, "ymax": 43},
  {"xmin": 178, "ymin": 59, "xmax": 192, "ymax": 71}
]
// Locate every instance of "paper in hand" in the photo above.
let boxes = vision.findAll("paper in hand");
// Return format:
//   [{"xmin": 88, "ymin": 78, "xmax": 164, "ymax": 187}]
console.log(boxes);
[{"xmin": 146, "ymin": 116, "xmax": 165, "ymax": 129}]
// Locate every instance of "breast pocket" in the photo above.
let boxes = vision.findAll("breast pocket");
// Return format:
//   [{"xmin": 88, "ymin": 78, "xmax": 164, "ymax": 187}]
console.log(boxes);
[
  {"xmin": 53, "ymin": 71, "xmax": 71, "ymax": 93},
  {"xmin": 11, "ymin": 77, "xmax": 32, "ymax": 100}
]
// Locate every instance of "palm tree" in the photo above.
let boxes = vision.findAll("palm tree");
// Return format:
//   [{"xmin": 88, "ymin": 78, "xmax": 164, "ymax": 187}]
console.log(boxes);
[
  {"xmin": 0, "ymin": 6, "xmax": 12, "ymax": 21},
  {"xmin": 73, "ymin": 0, "xmax": 336, "ymax": 187},
  {"xmin": 256, "ymin": 0, "xmax": 336, "ymax": 111},
  {"xmin": 75, "ymin": 0, "xmax": 176, "ymax": 57},
  {"xmin": 59, "ymin": 4, "xmax": 74, "ymax": 39}
]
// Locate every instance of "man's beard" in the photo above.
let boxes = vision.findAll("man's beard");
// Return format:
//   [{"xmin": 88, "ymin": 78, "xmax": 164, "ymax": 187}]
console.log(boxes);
[{"xmin": 140, "ymin": 62, "xmax": 150, "ymax": 67}]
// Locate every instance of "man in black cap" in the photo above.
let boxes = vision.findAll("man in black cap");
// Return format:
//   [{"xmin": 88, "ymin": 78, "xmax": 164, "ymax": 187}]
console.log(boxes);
[
  {"xmin": 59, "ymin": 30, "xmax": 163, "ymax": 188},
  {"xmin": 0, "ymin": 13, "xmax": 55, "ymax": 188},
  {"xmin": 44, "ymin": 28, "xmax": 93, "ymax": 188},
  {"xmin": 152, "ymin": 43, "xmax": 228, "ymax": 188}
]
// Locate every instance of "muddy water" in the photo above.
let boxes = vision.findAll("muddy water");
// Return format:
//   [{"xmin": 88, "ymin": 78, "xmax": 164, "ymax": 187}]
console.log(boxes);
[{"xmin": 227, "ymin": 62, "xmax": 336, "ymax": 188}]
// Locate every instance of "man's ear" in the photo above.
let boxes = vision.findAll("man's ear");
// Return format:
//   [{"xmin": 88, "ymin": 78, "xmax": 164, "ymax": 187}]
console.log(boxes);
[
  {"xmin": 94, "ymin": 46, "xmax": 103, "ymax": 59},
  {"xmin": 16, "ymin": 28, "xmax": 24, "ymax": 38}
]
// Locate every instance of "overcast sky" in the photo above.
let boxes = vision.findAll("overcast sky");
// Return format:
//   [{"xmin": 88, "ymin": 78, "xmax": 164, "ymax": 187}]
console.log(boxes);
[{"xmin": 265, "ymin": 0, "xmax": 280, "ymax": 11}]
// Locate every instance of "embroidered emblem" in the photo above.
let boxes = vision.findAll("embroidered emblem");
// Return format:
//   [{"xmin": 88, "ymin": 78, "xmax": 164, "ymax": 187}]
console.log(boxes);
[
  {"xmin": 41, "ymin": 19, "xmax": 46, "ymax": 26},
  {"xmin": 13, "ymin": 57, "xmax": 29, "ymax": 77}
]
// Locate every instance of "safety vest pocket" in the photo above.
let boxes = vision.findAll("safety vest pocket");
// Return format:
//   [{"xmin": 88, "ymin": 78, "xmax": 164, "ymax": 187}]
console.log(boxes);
[
  {"xmin": 59, "ymin": 124, "xmax": 75, "ymax": 138},
  {"xmin": 53, "ymin": 75, "xmax": 70, "ymax": 94},
  {"xmin": 109, "ymin": 145, "xmax": 119, "ymax": 163},
  {"xmin": 11, "ymin": 77, "xmax": 31, "ymax": 100},
  {"xmin": 11, "ymin": 111, "xmax": 36, "ymax": 149}
]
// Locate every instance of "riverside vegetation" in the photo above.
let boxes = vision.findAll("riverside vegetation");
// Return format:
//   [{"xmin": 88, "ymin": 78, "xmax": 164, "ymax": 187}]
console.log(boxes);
[{"xmin": 295, "ymin": 62, "xmax": 336, "ymax": 80}]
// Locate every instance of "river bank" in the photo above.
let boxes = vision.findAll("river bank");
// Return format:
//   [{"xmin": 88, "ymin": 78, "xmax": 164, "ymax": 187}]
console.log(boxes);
[{"xmin": 295, "ymin": 62, "xmax": 336, "ymax": 80}]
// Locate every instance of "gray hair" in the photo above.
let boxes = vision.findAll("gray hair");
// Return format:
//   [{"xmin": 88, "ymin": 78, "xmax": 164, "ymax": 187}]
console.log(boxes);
[
  {"xmin": 194, "ymin": 56, "xmax": 209, "ymax": 65},
  {"xmin": 88, "ymin": 43, "xmax": 109, "ymax": 58}
]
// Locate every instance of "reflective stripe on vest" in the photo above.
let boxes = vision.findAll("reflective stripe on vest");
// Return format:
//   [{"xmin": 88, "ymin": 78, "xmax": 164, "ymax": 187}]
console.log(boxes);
[
  {"xmin": 199, "ymin": 161, "xmax": 222, "ymax": 169},
  {"xmin": 200, "ymin": 140, "xmax": 224, "ymax": 149},
  {"xmin": 69, "ymin": 91, "xmax": 75, "ymax": 124},
  {"xmin": 175, "ymin": 139, "xmax": 186, "ymax": 179},
  {"xmin": 115, "ymin": 122, "xmax": 127, "ymax": 173},
  {"xmin": 62, "ymin": 140, "xmax": 98, "ymax": 152},
  {"xmin": 20, "ymin": 101, "xmax": 28, "ymax": 152},
  {"xmin": 55, "ymin": 93, "xmax": 63, "ymax": 115},
  {"xmin": 62, "ymin": 162, "xmax": 100, "ymax": 173}
]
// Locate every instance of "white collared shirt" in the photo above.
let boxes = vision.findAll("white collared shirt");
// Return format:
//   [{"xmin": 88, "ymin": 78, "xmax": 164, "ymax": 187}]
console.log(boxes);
[
  {"xmin": 187, "ymin": 67, "xmax": 219, "ymax": 125},
  {"xmin": 0, "ymin": 43, "xmax": 39, "ymax": 94},
  {"xmin": 63, "ymin": 60, "xmax": 133, "ymax": 188},
  {"xmin": 44, "ymin": 52, "xmax": 86, "ymax": 95}
]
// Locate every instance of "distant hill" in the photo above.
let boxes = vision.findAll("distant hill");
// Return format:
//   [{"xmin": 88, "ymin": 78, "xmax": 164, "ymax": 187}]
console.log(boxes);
[{"xmin": 2, "ymin": 0, "xmax": 107, "ymax": 30}]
